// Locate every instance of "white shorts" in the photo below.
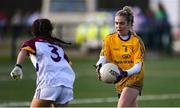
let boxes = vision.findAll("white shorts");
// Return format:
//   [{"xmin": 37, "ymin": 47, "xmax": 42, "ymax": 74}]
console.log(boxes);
[{"xmin": 33, "ymin": 86, "xmax": 74, "ymax": 104}]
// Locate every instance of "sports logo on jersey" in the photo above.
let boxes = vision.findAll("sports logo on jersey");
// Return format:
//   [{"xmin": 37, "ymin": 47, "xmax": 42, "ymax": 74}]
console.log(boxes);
[{"xmin": 122, "ymin": 54, "xmax": 131, "ymax": 59}]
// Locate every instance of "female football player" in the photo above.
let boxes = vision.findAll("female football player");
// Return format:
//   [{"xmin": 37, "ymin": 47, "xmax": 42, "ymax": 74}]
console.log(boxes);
[
  {"xmin": 96, "ymin": 6, "xmax": 145, "ymax": 107},
  {"xmin": 10, "ymin": 18, "xmax": 75, "ymax": 107}
]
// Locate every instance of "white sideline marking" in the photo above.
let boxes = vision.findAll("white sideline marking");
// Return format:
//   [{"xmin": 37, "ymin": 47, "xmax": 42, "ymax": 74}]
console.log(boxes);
[{"xmin": 0, "ymin": 94, "xmax": 180, "ymax": 106}]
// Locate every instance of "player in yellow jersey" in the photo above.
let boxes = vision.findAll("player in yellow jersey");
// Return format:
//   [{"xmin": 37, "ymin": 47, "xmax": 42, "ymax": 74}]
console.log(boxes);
[{"xmin": 96, "ymin": 6, "xmax": 145, "ymax": 107}]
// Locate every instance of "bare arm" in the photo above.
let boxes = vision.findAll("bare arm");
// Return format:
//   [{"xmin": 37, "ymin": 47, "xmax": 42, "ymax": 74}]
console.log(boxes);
[
  {"xmin": 16, "ymin": 50, "xmax": 27, "ymax": 65},
  {"xmin": 10, "ymin": 50, "xmax": 27, "ymax": 80}
]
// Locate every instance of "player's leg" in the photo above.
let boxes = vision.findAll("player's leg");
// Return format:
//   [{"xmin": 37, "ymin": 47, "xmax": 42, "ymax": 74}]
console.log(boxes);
[
  {"xmin": 131, "ymin": 101, "xmax": 138, "ymax": 107},
  {"xmin": 117, "ymin": 87, "xmax": 139, "ymax": 107},
  {"xmin": 30, "ymin": 87, "xmax": 61, "ymax": 107},
  {"xmin": 30, "ymin": 98, "xmax": 53, "ymax": 107},
  {"xmin": 53, "ymin": 102, "xmax": 69, "ymax": 107}
]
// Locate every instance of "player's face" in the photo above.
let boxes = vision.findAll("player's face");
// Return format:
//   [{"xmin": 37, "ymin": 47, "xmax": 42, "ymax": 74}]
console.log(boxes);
[{"xmin": 114, "ymin": 16, "xmax": 130, "ymax": 36}]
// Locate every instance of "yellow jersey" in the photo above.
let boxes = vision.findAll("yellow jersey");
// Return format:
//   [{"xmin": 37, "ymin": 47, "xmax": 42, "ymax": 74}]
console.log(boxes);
[{"xmin": 101, "ymin": 32, "xmax": 145, "ymax": 93}]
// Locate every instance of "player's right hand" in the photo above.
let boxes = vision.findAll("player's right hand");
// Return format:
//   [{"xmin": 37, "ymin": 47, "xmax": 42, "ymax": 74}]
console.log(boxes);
[
  {"xmin": 95, "ymin": 63, "xmax": 102, "ymax": 81},
  {"xmin": 10, "ymin": 64, "xmax": 23, "ymax": 80},
  {"xmin": 114, "ymin": 68, "xmax": 128, "ymax": 84}
]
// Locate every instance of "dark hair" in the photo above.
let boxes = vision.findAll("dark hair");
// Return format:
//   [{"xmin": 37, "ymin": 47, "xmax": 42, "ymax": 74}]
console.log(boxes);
[
  {"xmin": 32, "ymin": 18, "xmax": 71, "ymax": 45},
  {"xmin": 32, "ymin": 18, "xmax": 53, "ymax": 37}
]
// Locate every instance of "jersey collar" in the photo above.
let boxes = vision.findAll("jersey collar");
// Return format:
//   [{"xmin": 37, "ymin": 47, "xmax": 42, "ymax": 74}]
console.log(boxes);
[{"xmin": 118, "ymin": 31, "xmax": 131, "ymax": 41}]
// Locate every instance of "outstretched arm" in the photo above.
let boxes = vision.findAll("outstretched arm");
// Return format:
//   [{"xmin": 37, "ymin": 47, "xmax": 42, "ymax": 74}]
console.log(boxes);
[
  {"xmin": 10, "ymin": 50, "xmax": 27, "ymax": 80},
  {"xmin": 16, "ymin": 50, "xmax": 27, "ymax": 65}
]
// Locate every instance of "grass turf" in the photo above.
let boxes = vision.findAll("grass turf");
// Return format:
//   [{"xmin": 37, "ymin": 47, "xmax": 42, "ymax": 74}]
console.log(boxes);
[{"xmin": 0, "ymin": 54, "xmax": 180, "ymax": 107}]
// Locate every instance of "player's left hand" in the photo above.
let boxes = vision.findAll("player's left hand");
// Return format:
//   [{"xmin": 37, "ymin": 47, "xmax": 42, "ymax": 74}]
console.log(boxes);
[
  {"xmin": 10, "ymin": 64, "xmax": 23, "ymax": 80},
  {"xmin": 114, "ymin": 68, "xmax": 128, "ymax": 84}
]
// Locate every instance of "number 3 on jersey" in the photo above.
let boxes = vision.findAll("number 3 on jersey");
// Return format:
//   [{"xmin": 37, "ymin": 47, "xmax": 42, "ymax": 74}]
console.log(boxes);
[{"xmin": 48, "ymin": 45, "xmax": 61, "ymax": 62}]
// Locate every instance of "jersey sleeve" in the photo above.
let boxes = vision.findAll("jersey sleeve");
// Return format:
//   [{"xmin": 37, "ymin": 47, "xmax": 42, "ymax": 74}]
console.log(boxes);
[
  {"xmin": 101, "ymin": 36, "xmax": 112, "ymax": 62},
  {"xmin": 133, "ymin": 38, "xmax": 145, "ymax": 64},
  {"xmin": 20, "ymin": 39, "xmax": 36, "ymax": 55}
]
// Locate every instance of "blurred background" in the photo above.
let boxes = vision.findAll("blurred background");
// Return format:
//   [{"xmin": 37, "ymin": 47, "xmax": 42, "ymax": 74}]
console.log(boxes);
[{"xmin": 0, "ymin": 0, "xmax": 180, "ymax": 107}]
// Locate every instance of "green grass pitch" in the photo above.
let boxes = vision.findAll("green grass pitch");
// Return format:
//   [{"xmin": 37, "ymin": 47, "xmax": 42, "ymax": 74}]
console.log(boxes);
[{"xmin": 0, "ymin": 54, "xmax": 180, "ymax": 107}]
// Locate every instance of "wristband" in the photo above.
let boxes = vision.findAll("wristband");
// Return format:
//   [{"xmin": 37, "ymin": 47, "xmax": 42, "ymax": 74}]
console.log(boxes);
[{"xmin": 15, "ymin": 64, "xmax": 22, "ymax": 69}]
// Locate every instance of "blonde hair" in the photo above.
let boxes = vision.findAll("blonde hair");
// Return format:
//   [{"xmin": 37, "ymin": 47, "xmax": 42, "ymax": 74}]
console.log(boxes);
[{"xmin": 115, "ymin": 6, "xmax": 134, "ymax": 27}]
